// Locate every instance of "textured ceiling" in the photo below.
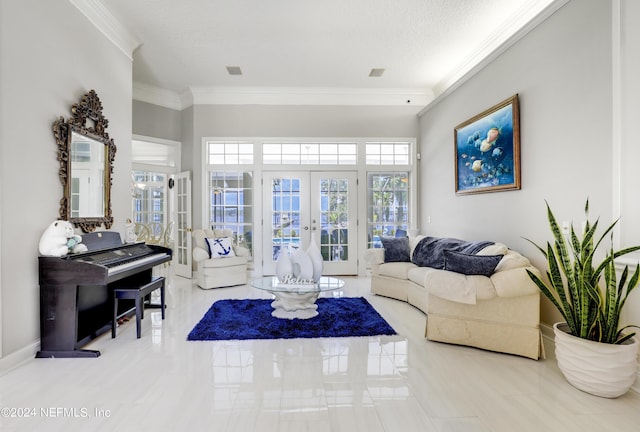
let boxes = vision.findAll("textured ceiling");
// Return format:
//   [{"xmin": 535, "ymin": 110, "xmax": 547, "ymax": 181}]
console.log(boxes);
[{"xmin": 99, "ymin": 0, "xmax": 559, "ymax": 103}]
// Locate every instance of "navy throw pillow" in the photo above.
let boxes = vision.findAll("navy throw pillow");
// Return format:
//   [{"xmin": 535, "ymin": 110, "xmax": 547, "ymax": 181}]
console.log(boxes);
[
  {"xmin": 380, "ymin": 236, "xmax": 410, "ymax": 263},
  {"xmin": 443, "ymin": 250, "xmax": 503, "ymax": 277}
]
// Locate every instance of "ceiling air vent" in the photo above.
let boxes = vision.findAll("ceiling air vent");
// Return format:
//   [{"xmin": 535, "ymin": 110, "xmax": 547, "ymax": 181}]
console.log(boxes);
[
  {"xmin": 369, "ymin": 68, "xmax": 385, "ymax": 77},
  {"xmin": 226, "ymin": 66, "xmax": 243, "ymax": 76}
]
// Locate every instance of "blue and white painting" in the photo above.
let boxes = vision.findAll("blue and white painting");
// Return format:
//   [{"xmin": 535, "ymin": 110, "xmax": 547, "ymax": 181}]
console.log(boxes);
[{"xmin": 455, "ymin": 97, "xmax": 519, "ymax": 194}]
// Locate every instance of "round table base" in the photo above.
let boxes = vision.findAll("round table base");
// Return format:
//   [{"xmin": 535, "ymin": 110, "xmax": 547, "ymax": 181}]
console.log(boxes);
[{"xmin": 270, "ymin": 291, "xmax": 320, "ymax": 319}]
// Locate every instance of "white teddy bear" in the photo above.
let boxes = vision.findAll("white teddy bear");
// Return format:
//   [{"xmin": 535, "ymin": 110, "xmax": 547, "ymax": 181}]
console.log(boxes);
[{"xmin": 38, "ymin": 220, "xmax": 88, "ymax": 257}]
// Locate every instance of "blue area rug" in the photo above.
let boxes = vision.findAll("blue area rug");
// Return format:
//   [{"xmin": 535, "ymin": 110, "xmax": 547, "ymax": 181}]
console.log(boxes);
[{"xmin": 187, "ymin": 297, "xmax": 396, "ymax": 341}]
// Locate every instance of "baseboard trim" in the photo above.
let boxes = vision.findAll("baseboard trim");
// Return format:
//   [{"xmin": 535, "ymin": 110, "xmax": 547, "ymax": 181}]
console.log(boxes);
[
  {"xmin": 0, "ymin": 340, "xmax": 39, "ymax": 376},
  {"xmin": 540, "ymin": 322, "xmax": 640, "ymax": 395}
]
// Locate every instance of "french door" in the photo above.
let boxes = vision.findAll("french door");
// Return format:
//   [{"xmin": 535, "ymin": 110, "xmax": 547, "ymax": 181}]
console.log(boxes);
[
  {"xmin": 262, "ymin": 171, "xmax": 358, "ymax": 275},
  {"xmin": 173, "ymin": 171, "xmax": 192, "ymax": 278}
]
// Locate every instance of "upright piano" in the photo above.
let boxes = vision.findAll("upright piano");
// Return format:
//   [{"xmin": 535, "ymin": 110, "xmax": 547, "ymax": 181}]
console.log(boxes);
[{"xmin": 37, "ymin": 231, "xmax": 172, "ymax": 358}]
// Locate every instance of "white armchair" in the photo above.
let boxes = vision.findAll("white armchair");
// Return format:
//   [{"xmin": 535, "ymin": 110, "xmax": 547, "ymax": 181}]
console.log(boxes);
[{"xmin": 192, "ymin": 229, "xmax": 249, "ymax": 289}]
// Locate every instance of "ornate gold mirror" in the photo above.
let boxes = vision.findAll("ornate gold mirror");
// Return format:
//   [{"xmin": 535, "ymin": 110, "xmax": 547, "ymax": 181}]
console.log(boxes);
[{"xmin": 53, "ymin": 90, "xmax": 116, "ymax": 232}]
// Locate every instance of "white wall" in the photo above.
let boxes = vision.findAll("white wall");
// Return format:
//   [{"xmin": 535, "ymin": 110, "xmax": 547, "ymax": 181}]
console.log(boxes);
[
  {"xmin": 133, "ymin": 100, "xmax": 182, "ymax": 142},
  {"xmin": 0, "ymin": 0, "xmax": 133, "ymax": 365},
  {"xmin": 418, "ymin": 0, "xmax": 637, "ymax": 327}
]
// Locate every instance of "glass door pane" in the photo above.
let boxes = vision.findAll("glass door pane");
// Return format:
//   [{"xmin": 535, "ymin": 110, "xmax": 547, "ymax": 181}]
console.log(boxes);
[
  {"xmin": 262, "ymin": 171, "xmax": 358, "ymax": 276},
  {"xmin": 262, "ymin": 172, "xmax": 310, "ymax": 275},
  {"xmin": 173, "ymin": 171, "xmax": 192, "ymax": 278},
  {"xmin": 311, "ymin": 172, "xmax": 358, "ymax": 275}
]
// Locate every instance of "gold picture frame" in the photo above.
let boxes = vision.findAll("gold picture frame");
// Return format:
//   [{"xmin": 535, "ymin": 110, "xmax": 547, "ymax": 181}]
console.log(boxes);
[{"xmin": 454, "ymin": 94, "xmax": 520, "ymax": 195}]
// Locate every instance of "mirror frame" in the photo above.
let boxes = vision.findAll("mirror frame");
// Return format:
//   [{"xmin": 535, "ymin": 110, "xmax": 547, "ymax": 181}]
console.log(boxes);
[{"xmin": 53, "ymin": 90, "xmax": 116, "ymax": 232}]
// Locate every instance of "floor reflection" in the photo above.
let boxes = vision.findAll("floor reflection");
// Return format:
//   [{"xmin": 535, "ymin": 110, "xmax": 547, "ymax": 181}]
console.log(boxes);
[{"xmin": 208, "ymin": 334, "xmax": 412, "ymax": 415}]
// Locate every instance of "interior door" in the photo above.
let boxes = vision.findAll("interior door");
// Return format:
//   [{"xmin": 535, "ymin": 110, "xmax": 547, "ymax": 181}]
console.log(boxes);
[
  {"xmin": 173, "ymin": 171, "xmax": 192, "ymax": 278},
  {"xmin": 262, "ymin": 171, "xmax": 358, "ymax": 275}
]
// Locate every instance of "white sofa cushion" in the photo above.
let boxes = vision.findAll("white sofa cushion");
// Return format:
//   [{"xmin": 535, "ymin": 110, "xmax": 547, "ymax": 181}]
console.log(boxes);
[
  {"xmin": 494, "ymin": 250, "xmax": 531, "ymax": 272},
  {"xmin": 193, "ymin": 247, "xmax": 210, "ymax": 262},
  {"xmin": 490, "ymin": 266, "xmax": 540, "ymax": 298},
  {"xmin": 477, "ymin": 242, "xmax": 509, "ymax": 256},
  {"xmin": 407, "ymin": 266, "xmax": 430, "ymax": 286},
  {"xmin": 424, "ymin": 270, "xmax": 497, "ymax": 304},
  {"xmin": 378, "ymin": 262, "xmax": 417, "ymax": 279},
  {"xmin": 199, "ymin": 256, "xmax": 248, "ymax": 268},
  {"xmin": 364, "ymin": 248, "xmax": 385, "ymax": 265},
  {"xmin": 407, "ymin": 266, "xmax": 449, "ymax": 287}
]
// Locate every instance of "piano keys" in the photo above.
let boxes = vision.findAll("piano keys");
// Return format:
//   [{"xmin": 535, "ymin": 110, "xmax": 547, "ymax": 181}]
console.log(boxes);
[{"xmin": 37, "ymin": 231, "xmax": 172, "ymax": 358}]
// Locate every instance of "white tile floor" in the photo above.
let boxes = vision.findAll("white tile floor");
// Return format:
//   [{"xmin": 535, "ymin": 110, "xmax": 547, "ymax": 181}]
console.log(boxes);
[{"xmin": 1, "ymin": 273, "xmax": 640, "ymax": 432}]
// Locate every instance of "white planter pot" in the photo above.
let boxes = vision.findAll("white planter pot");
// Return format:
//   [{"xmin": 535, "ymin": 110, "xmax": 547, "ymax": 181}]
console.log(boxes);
[{"xmin": 553, "ymin": 322, "xmax": 639, "ymax": 398}]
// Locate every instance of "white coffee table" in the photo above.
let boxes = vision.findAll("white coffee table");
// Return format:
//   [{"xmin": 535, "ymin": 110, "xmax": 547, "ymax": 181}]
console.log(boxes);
[{"xmin": 251, "ymin": 276, "xmax": 344, "ymax": 319}]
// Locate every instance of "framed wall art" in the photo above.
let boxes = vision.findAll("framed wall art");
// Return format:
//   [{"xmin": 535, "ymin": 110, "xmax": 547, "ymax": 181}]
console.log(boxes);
[{"xmin": 454, "ymin": 94, "xmax": 520, "ymax": 195}]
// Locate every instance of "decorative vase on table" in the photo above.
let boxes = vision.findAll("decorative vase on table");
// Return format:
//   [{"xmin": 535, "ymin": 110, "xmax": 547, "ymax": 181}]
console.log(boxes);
[
  {"xmin": 290, "ymin": 249, "xmax": 314, "ymax": 281},
  {"xmin": 307, "ymin": 237, "xmax": 324, "ymax": 282},
  {"xmin": 553, "ymin": 323, "xmax": 639, "ymax": 398},
  {"xmin": 275, "ymin": 249, "xmax": 293, "ymax": 282}
]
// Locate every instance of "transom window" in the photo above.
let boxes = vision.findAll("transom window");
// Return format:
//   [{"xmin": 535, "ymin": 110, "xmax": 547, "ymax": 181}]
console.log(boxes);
[
  {"xmin": 263, "ymin": 141, "xmax": 357, "ymax": 165},
  {"xmin": 366, "ymin": 142, "xmax": 411, "ymax": 165},
  {"xmin": 207, "ymin": 140, "xmax": 254, "ymax": 165}
]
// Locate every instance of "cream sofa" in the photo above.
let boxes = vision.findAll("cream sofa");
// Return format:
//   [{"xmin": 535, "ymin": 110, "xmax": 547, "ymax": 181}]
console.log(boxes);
[
  {"xmin": 192, "ymin": 229, "xmax": 250, "ymax": 289},
  {"xmin": 365, "ymin": 236, "xmax": 543, "ymax": 360}
]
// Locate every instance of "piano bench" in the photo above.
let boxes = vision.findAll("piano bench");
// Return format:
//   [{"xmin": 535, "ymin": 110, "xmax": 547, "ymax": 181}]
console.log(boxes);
[{"xmin": 112, "ymin": 276, "xmax": 165, "ymax": 339}]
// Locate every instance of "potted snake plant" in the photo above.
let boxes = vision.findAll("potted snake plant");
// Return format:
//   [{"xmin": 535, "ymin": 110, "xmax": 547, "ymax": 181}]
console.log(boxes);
[{"xmin": 525, "ymin": 199, "xmax": 640, "ymax": 398}]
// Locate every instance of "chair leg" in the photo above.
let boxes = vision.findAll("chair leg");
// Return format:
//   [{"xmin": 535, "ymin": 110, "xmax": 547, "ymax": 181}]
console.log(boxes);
[
  {"xmin": 160, "ymin": 280, "xmax": 166, "ymax": 320},
  {"xmin": 135, "ymin": 294, "xmax": 142, "ymax": 339},
  {"xmin": 112, "ymin": 298, "xmax": 118, "ymax": 338}
]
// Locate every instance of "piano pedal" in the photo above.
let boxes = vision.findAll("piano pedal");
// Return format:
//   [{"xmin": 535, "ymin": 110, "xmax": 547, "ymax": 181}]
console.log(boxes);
[{"xmin": 117, "ymin": 316, "xmax": 131, "ymax": 325}]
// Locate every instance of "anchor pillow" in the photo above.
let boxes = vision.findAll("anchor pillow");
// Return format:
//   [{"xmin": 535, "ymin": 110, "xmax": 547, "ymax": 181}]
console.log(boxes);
[{"xmin": 205, "ymin": 237, "xmax": 236, "ymax": 259}]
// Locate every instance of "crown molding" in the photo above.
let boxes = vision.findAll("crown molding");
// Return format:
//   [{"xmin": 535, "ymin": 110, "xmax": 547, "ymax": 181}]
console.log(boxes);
[
  {"xmin": 189, "ymin": 86, "xmax": 433, "ymax": 108},
  {"xmin": 132, "ymin": 83, "xmax": 433, "ymax": 111},
  {"xmin": 70, "ymin": 0, "xmax": 141, "ymax": 60},
  {"xmin": 419, "ymin": 0, "xmax": 570, "ymax": 116},
  {"xmin": 133, "ymin": 82, "xmax": 184, "ymax": 110}
]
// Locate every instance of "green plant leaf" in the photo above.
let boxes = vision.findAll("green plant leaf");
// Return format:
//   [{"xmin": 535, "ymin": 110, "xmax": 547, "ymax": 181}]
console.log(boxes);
[{"xmin": 526, "ymin": 199, "xmax": 640, "ymax": 344}]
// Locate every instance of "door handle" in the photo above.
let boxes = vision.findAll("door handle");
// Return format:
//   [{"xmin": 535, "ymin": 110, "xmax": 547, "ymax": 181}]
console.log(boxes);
[{"xmin": 304, "ymin": 226, "xmax": 309, "ymax": 230}]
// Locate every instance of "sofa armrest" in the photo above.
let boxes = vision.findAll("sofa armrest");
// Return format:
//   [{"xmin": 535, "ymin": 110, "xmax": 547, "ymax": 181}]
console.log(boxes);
[
  {"xmin": 494, "ymin": 250, "xmax": 531, "ymax": 272},
  {"xmin": 193, "ymin": 246, "xmax": 210, "ymax": 263},
  {"xmin": 490, "ymin": 266, "xmax": 540, "ymax": 298},
  {"xmin": 233, "ymin": 244, "xmax": 251, "ymax": 258},
  {"xmin": 364, "ymin": 248, "xmax": 385, "ymax": 265}
]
